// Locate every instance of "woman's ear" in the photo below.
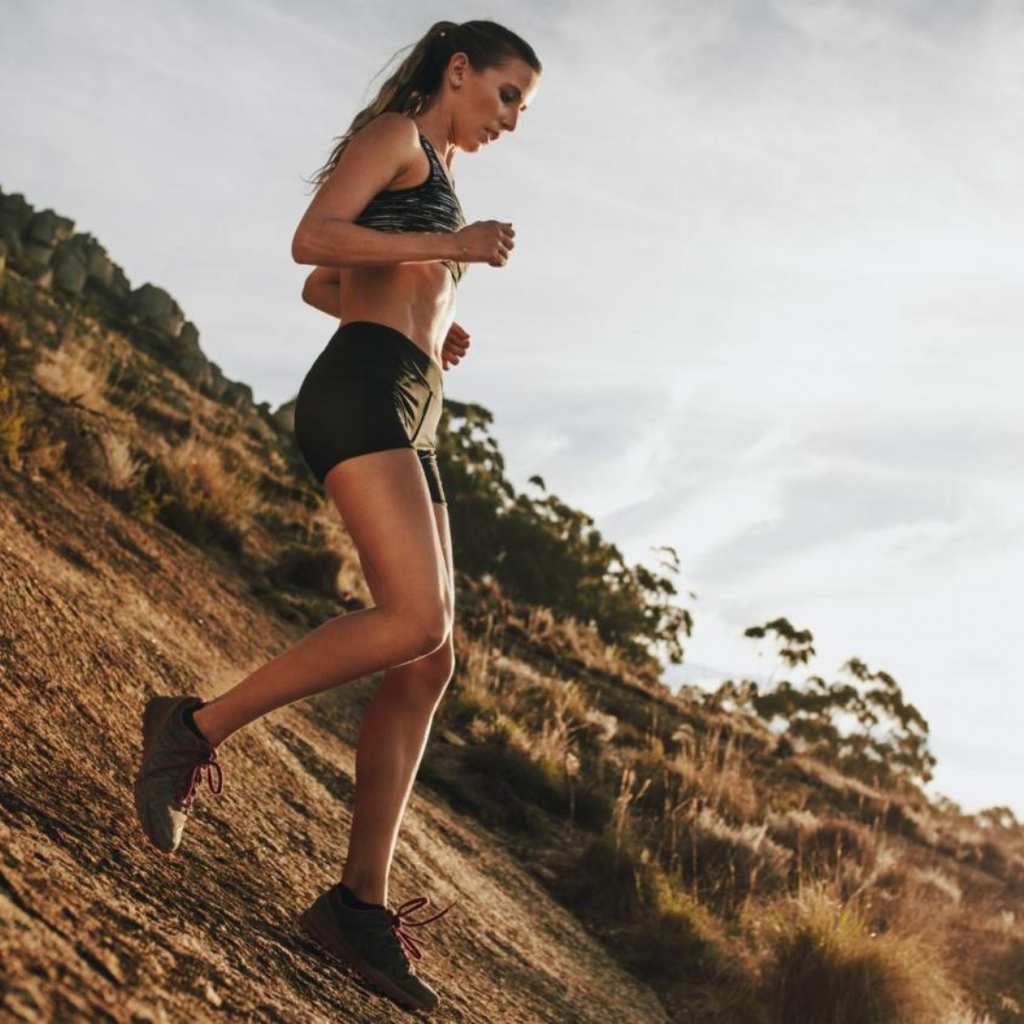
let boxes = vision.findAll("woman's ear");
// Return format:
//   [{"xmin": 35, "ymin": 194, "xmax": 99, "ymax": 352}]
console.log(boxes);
[{"xmin": 448, "ymin": 51, "xmax": 469, "ymax": 88}]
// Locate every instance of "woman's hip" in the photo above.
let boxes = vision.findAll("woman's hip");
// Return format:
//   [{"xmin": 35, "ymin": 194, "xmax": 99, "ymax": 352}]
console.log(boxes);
[{"xmin": 294, "ymin": 320, "xmax": 443, "ymax": 455}]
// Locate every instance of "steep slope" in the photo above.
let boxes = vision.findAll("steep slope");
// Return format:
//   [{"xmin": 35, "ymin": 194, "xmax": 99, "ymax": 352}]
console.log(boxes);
[
  {"xmin": 0, "ymin": 465, "xmax": 669, "ymax": 1023},
  {"xmin": 4, "ymin": 184, "xmax": 1024, "ymax": 1023}
]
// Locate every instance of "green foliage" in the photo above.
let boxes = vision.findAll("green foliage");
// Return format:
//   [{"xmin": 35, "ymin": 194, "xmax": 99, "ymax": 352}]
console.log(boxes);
[
  {"xmin": 715, "ymin": 619, "xmax": 936, "ymax": 789},
  {"xmin": 438, "ymin": 398, "xmax": 692, "ymax": 668}
]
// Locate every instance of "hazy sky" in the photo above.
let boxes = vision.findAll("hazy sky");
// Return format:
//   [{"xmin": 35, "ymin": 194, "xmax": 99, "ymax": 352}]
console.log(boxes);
[{"xmin": 3, "ymin": 0, "xmax": 1022, "ymax": 816}]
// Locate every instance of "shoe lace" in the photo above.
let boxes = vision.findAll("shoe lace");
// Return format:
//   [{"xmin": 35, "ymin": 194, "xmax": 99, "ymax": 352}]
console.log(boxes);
[
  {"xmin": 136, "ymin": 745, "xmax": 224, "ymax": 807},
  {"xmin": 387, "ymin": 894, "xmax": 457, "ymax": 962},
  {"xmin": 173, "ymin": 750, "xmax": 224, "ymax": 806}
]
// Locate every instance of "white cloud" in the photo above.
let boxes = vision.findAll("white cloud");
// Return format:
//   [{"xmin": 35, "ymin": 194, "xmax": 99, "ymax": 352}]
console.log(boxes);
[{"xmin": 2, "ymin": 0, "xmax": 1021, "ymax": 815}]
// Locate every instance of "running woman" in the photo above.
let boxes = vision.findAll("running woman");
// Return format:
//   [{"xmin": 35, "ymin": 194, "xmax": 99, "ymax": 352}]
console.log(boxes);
[{"xmin": 132, "ymin": 19, "xmax": 541, "ymax": 1014}]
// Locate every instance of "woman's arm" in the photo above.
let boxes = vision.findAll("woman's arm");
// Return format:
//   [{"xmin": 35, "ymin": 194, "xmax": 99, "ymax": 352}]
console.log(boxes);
[
  {"xmin": 302, "ymin": 265, "xmax": 341, "ymax": 318},
  {"xmin": 291, "ymin": 114, "xmax": 464, "ymax": 270}
]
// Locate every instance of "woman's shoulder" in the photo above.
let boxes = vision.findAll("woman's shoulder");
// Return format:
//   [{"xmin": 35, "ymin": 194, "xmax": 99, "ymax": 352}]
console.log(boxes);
[{"xmin": 357, "ymin": 112, "xmax": 419, "ymax": 146}]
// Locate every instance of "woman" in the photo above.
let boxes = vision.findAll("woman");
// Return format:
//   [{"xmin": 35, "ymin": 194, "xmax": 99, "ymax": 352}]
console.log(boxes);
[{"xmin": 132, "ymin": 19, "xmax": 542, "ymax": 1014}]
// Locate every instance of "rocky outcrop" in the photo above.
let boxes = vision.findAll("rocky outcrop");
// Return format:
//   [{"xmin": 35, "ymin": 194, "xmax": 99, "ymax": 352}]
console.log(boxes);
[{"xmin": 0, "ymin": 183, "xmax": 283, "ymax": 427}]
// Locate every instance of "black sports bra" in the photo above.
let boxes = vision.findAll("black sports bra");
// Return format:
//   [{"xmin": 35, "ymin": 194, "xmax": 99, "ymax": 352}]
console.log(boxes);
[{"xmin": 352, "ymin": 128, "xmax": 468, "ymax": 286}]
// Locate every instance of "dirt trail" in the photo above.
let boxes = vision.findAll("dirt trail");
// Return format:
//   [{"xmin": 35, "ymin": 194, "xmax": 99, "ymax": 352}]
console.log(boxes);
[{"xmin": 0, "ymin": 467, "xmax": 670, "ymax": 1023}]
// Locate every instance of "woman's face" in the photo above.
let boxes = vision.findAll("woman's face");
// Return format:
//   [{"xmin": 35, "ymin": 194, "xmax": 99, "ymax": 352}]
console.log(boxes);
[{"xmin": 448, "ymin": 56, "xmax": 541, "ymax": 151}]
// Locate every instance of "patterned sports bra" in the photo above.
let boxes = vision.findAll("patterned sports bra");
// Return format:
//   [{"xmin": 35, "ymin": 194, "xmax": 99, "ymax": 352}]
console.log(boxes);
[{"xmin": 352, "ymin": 127, "xmax": 468, "ymax": 286}]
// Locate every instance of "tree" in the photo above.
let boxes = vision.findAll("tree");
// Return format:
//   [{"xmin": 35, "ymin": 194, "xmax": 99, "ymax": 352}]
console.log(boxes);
[{"xmin": 712, "ymin": 618, "xmax": 937, "ymax": 789}]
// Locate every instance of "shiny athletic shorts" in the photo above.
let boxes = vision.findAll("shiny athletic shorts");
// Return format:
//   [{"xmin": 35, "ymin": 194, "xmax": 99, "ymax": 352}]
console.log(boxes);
[{"xmin": 293, "ymin": 320, "xmax": 446, "ymax": 505}]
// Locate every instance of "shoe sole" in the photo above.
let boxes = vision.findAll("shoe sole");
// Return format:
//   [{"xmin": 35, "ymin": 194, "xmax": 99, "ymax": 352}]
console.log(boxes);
[{"xmin": 298, "ymin": 906, "xmax": 437, "ymax": 1014}]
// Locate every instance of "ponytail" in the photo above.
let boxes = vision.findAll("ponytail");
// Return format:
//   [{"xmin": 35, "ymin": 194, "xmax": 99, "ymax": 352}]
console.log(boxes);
[{"xmin": 303, "ymin": 20, "xmax": 540, "ymax": 193}]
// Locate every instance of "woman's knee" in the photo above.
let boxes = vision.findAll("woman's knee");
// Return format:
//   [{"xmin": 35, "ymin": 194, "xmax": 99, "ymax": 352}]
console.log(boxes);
[
  {"xmin": 396, "ymin": 639, "xmax": 456, "ymax": 704},
  {"xmin": 395, "ymin": 602, "xmax": 451, "ymax": 660}
]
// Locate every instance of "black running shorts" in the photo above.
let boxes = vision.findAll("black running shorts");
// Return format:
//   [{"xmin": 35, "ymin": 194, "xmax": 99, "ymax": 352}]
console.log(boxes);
[{"xmin": 293, "ymin": 320, "xmax": 446, "ymax": 505}]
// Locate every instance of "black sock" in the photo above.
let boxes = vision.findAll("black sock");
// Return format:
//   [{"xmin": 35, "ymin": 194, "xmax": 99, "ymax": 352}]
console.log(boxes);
[
  {"xmin": 183, "ymin": 704, "xmax": 211, "ymax": 745},
  {"xmin": 339, "ymin": 883, "xmax": 385, "ymax": 910}
]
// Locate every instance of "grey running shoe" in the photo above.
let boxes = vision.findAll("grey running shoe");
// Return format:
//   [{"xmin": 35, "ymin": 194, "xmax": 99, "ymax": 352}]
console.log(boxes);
[
  {"xmin": 132, "ymin": 695, "xmax": 223, "ymax": 853},
  {"xmin": 298, "ymin": 884, "xmax": 457, "ymax": 1013}
]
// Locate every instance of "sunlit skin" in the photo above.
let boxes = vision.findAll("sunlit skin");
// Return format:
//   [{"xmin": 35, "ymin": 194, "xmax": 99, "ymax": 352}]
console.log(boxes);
[
  {"xmin": 300, "ymin": 54, "xmax": 541, "ymax": 370},
  {"xmin": 192, "ymin": 49, "xmax": 542, "ymax": 914},
  {"xmin": 419, "ymin": 55, "xmax": 541, "ymax": 368}
]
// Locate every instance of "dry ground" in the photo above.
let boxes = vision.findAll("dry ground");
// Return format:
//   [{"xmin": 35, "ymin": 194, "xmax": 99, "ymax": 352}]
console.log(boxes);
[{"xmin": 0, "ymin": 465, "xmax": 670, "ymax": 1023}]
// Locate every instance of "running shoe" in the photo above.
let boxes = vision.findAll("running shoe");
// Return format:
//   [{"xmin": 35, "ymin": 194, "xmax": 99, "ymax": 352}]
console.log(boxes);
[
  {"xmin": 298, "ymin": 883, "xmax": 457, "ymax": 1012},
  {"xmin": 132, "ymin": 695, "xmax": 224, "ymax": 853}
]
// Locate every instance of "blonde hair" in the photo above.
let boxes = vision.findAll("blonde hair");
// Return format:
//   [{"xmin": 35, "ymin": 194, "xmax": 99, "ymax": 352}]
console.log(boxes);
[{"xmin": 303, "ymin": 19, "xmax": 541, "ymax": 194}]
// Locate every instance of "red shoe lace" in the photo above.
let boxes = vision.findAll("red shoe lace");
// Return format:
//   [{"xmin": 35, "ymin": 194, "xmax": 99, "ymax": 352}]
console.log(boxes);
[
  {"xmin": 172, "ymin": 750, "xmax": 224, "ymax": 806},
  {"xmin": 387, "ymin": 894, "xmax": 457, "ymax": 962}
]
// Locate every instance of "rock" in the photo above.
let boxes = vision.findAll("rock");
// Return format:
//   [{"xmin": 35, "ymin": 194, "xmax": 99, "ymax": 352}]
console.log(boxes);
[
  {"xmin": 206, "ymin": 361, "xmax": 230, "ymax": 400},
  {"xmin": 109, "ymin": 264, "xmax": 131, "ymax": 299},
  {"xmin": 26, "ymin": 208, "xmax": 75, "ymax": 248},
  {"xmin": 129, "ymin": 283, "xmax": 185, "ymax": 337},
  {"xmin": 83, "ymin": 235, "xmax": 115, "ymax": 290},
  {"xmin": 174, "ymin": 321, "xmax": 213, "ymax": 389},
  {"xmin": 22, "ymin": 242, "xmax": 55, "ymax": 268},
  {"xmin": 0, "ymin": 223, "xmax": 22, "ymax": 261},
  {"xmin": 273, "ymin": 398, "xmax": 296, "ymax": 435},
  {"xmin": 0, "ymin": 191, "xmax": 35, "ymax": 235},
  {"xmin": 221, "ymin": 379, "xmax": 254, "ymax": 411},
  {"xmin": 179, "ymin": 320, "xmax": 199, "ymax": 349},
  {"xmin": 52, "ymin": 245, "xmax": 88, "ymax": 295},
  {"xmin": 21, "ymin": 263, "xmax": 53, "ymax": 289}
]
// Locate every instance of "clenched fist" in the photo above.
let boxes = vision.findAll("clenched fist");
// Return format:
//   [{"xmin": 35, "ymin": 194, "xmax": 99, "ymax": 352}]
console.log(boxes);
[
  {"xmin": 454, "ymin": 221, "xmax": 515, "ymax": 267},
  {"xmin": 441, "ymin": 321, "xmax": 471, "ymax": 370}
]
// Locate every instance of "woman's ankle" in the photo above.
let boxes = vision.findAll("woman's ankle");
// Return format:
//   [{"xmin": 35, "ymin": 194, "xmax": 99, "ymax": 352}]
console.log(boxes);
[
  {"xmin": 192, "ymin": 702, "xmax": 227, "ymax": 748},
  {"xmin": 340, "ymin": 875, "xmax": 387, "ymax": 907}
]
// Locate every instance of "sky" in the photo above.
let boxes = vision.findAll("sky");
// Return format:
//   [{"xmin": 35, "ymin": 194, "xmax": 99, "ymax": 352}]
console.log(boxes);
[{"xmin": 2, "ymin": 0, "xmax": 1022, "ymax": 817}]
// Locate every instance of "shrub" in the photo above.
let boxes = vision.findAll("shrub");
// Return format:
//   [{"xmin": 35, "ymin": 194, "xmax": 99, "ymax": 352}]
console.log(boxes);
[
  {"xmin": 755, "ymin": 883, "xmax": 962, "ymax": 1024},
  {"xmin": 269, "ymin": 545, "xmax": 343, "ymax": 595},
  {"xmin": 0, "ymin": 348, "xmax": 26, "ymax": 470},
  {"xmin": 137, "ymin": 438, "xmax": 260, "ymax": 553}
]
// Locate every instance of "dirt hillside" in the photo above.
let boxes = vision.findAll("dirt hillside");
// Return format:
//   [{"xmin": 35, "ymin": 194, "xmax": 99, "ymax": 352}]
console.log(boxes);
[
  {"xmin": 5, "ymin": 183, "xmax": 1024, "ymax": 1023},
  {"xmin": 0, "ymin": 465, "xmax": 671, "ymax": 1023}
]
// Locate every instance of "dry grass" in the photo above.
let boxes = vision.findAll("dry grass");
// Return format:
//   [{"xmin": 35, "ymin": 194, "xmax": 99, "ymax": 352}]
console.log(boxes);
[
  {"xmin": 165, "ymin": 435, "xmax": 259, "ymax": 526},
  {"xmin": 671, "ymin": 723, "xmax": 760, "ymax": 822},
  {"xmin": 131, "ymin": 433, "xmax": 264, "ymax": 552},
  {"xmin": 768, "ymin": 808, "xmax": 882, "ymax": 899},
  {"xmin": 98, "ymin": 429, "xmax": 142, "ymax": 491},
  {"xmin": 0, "ymin": 348, "xmax": 27, "ymax": 471},
  {"xmin": 31, "ymin": 327, "xmax": 122, "ymax": 420},
  {"xmin": 750, "ymin": 882, "xmax": 966, "ymax": 1023}
]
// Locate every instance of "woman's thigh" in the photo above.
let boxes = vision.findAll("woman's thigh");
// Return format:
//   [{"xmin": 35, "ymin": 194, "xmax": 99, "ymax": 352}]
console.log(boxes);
[
  {"xmin": 357, "ymin": 498, "xmax": 455, "ymax": 677},
  {"xmin": 356, "ymin": 498, "xmax": 454, "ymax": 620},
  {"xmin": 324, "ymin": 448, "xmax": 452, "ymax": 641}
]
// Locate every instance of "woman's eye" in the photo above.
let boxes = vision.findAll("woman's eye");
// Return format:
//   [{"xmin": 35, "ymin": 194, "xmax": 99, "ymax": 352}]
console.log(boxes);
[{"xmin": 501, "ymin": 92, "xmax": 513, "ymax": 104}]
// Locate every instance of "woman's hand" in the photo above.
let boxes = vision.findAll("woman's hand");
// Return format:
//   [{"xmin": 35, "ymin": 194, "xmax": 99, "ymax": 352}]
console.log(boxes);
[
  {"xmin": 441, "ymin": 321, "xmax": 471, "ymax": 370},
  {"xmin": 453, "ymin": 221, "xmax": 515, "ymax": 267},
  {"xmin": 302, "ymin": 265, "xmax": 342, "ymax": 317}
]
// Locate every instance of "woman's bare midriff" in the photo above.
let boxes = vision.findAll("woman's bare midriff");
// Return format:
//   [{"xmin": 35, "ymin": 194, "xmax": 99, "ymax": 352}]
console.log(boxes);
[{"xmin": 337, "ymin": 259, "xmax": 456, "ymax": 371}]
